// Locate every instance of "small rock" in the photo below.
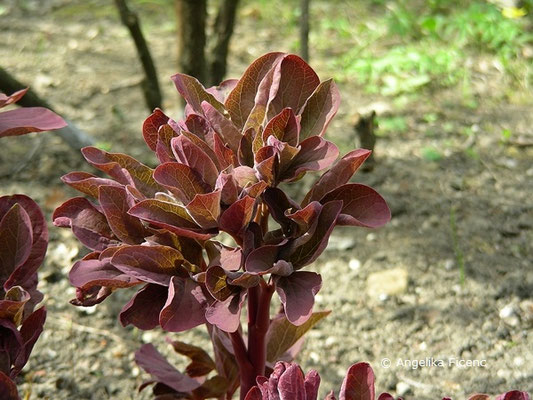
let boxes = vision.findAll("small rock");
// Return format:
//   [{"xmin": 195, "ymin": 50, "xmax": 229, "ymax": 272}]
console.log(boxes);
[
  {"xmin": 499, "ymin": 303, "xmax": 520, "ymax": 326},
  {"xmin": 519, "ymin": 300, "xmax": 533, "ymax": 324},
  {"xmin": 444, "ymin": 259, "xmax": 455, "ymax": 271},
  {"xmin": 366, "ymin": 233, "xmax": 377, "ymax": 242},
  {"xmin": 396, "ymin": 381, "xmax": 412, "ymax": 396},
  {"xmin": 367, "ymin": 268, "xmax": 408, "ymax": 298},
  {"xmin": 349, "ymin": 259, "xmax": 361, "ymax": 271}
]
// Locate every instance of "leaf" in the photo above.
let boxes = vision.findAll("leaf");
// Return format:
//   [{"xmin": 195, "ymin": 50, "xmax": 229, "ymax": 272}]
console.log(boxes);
[
  {"xmin": 219, "ymin": 195, "xmax": 256, "ymax": 237},
  {"xmin": 61, "ymin": 172, "xmax": 122, "ymax": 198},
  {"xmin": 266, "ymin": 310, "xmax": 330, "ymax": 362},
  {"xmin": 82, "ymin": 147, "xmax": 160, "ymax": 197},
  {"xmin": 267, "ymin": 54, "xmax": 320, "ymax": 119},
  {"xmin": 171, "ymin": 73, "xmax": 225, "ymax": 115},
  {"xmin": 282, "ymin": 136, "xmax": 339, "ymax": 181},
  {"xmin": 153, "ymin": 162, "xmax": 211, "ymax": 203},
  {"xmin": 261, "ymin": 187, "xmax": 300, "ymax": 236},
  {"xmin": 143, "ymin": 108, "xmax": 170, "ymax": 151},
  {"xmin": 288, "ymin": 200, "xmax": 342, "ymax": 268},
  {"xmin": 0, "ymin": 88, "xmax": 27, "ymax": 108},
  {"xmin": 302, "ymin": 149, "xmax": 371, "ymax": 206},
  {"xmin": 159, "ymin": 276, "xmax": 207, "ymax": 332},
  {"xmin": 171, "ymin": 135, "xmax": 219, "ymax": 188},
  {"xmin": 275, "ymin": 271, "xmax": 322, "ymax": 325},
  {"xmin": 17, "ymin": 306, "xmax": 47, "ymax": 375},
  {"xmin": 0, "ymin": 371, "xmax": 20, "ymax": 400},
  {"xmin": 111, "ymin": 245, "xmax": 187, "ymax": 285},
  {"xmin": 238, "ymin": 128, "xmax": 255, "ymax": 167},
  {"xmin": 202, "ymin": 101, "xmax": 242, "ymax": 153},
  {"xmin": 128, "ymin": 199, "xmax": 213, "ymax": 241},
  {"xmin": 339, "ymin": 363, "xmax": 375, "ymax": 400},
  {"xmin": 216, "ymin": 172, "xmax": 239, "ymax": 206},
  {"xmin": 69, "ymin": 249, "xmax": 140, "ymax": 291},
  {"xmin": 467, "ymin": 396, "xmax": 490, "ymax": 400},
  {"xmin": 0, "ymin": 195, "xmax": 48, "ymax": 290},
  {"xmin": 245, "ymin": 243, "xmax": 292, "ymax": 276},
  {"xmin": 299, "ymin": 79, "xmax": 340, "ymax": 141},
  {"xmin": 320, "ymin": 184, "xmax": 391, "ymax": 228},
  {"xmin": 181, "ymin": 113, "xmax": 210, "ymax": 138},
  {"xmin": 209, "ymin": 326, "xmax": 239, "ymax": 392},
  {"xmin": 205, "ymin": 291, "xmax": 246, "ymax": 332},
  {"xmin": 304, "ymin": 370, "xmax": 321, "ymax": 400},
  {"xmin": 98, "ymin": 185, "xmax": 147, "ymax": 244},
  {"xmin": 53, "ymin": 197, "xmax": 116, "ymax": 251},
  {"xmin": 244, "ymin": 387, "xmax": 262, "ymax": 400},
  {"xmin": 286, "ymin": 201, "xmax": 322, "ymax": 236},
  {"xmin": 0, "ymin": 287, "xmax": 30, "ymax": 325},
  {"xmin": 167, "ymin": 339, "xmax": 216, "ymax": 377},
  {"xmin": 0, "ymin": 107, "xmax": 66, "ymax": 137},
  {"xmin": 496, "ymin": 392, "xmax": 531, "ymax": 400},
  {"xmin": 120, "ymin": 284, "xmax": 169, "ymax": 330},
  {"xmin": 213, "ymin": 132, "xmax": 237, "ymax": 170},
  {"xmin": 135, "ymin": 343, "xmax": 201, "ymax": 392},
  {"xmin": 185, "ymin": 190, "xmax": 221, "ymax": 230},
  {"xmin": 0, "ymin": 204, "xmax": 32, "ymax": 286},
  {"xmin": 155, "ymin": 124, "xmax": 178, "ymax": 163},
  {"xmin": 225, "ymin": 52, "xmax": 285, "ymax": 129},
  {"xmin": 277, "ymin": 364, "xmax": 306, "ymax": 400},
  {"xmin": 262, "ymin": 107, "xmax": 299, "ymax": 146}
]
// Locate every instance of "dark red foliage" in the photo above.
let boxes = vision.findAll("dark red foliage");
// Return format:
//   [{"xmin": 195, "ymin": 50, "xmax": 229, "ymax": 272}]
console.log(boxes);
[
  {"xmin": 0, "ymin": 195, "xmax": 48, "ymax": 400},
  {"xmin": 54, "ymin": 52, "xmax": 391, "ymax": 399},
  {"xmin": 245, "ymin": 362, "xmax": 531, "ymax": 400}
]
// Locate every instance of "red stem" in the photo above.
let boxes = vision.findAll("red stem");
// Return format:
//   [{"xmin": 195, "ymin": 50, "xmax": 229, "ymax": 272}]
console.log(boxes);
[
  {"xmin": 247, "ymin": 280, "xmax": 274, "ymax": 379},
  {"xmin": 230, "ymin": 330, "xmax": 254, "ymax": 400}
]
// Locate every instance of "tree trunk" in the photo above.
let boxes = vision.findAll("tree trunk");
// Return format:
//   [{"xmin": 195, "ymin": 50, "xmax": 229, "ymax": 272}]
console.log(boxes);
[
  {"xmin": 208, "ymin": 0, "xmax": 240, "ymax": 86},
  {"xmin": 114, "ymin": 0, "xmax": 162, "ymax": 112},
  {"xmin": 175, "ymin": 0, "xmax": 208, "ymax": 84},
  {"xmin": 0, "ymin": 67, "xmax": 95, "ymax": 150},
  {"xmin": 300, "ymin": 0, "xmax": 310, "ymax": 62}
]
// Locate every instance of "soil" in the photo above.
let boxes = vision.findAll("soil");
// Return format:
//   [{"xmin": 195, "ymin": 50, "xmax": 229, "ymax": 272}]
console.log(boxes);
[{"xmin": 1, "ymin": 1, "xmax": 532, "ymax": 399}]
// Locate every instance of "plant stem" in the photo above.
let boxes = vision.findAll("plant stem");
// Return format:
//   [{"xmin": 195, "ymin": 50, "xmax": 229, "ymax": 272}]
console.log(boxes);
[
  {"xmin": 229, "ymin": 330, "xmax": 254, "ymax": 400},
  {"xmin": 247, "ymin": 280, "xmax": 274, "ymax": 379}
]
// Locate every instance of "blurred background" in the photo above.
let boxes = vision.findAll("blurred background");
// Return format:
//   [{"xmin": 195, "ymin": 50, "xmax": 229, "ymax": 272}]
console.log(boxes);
[{"xmin": 0, "ymin": 0, "xmax": 532, "ymax": 399}]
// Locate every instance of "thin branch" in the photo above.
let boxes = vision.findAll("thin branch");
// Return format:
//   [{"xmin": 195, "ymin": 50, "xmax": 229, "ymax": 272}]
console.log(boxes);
[
  {"xmin": 114, "ymin": 0, "xmax": 162, "ymax": 111},
  {"xmin": 300, "ymin": 0, "xmax": 310, "ymax": 62},
  {"xmin": 208, "ymin": 0, "xmax": 240, "ymax": 86}
]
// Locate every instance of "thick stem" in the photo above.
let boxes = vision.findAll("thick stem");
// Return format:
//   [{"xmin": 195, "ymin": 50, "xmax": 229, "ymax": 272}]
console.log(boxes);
[
  {"xmin": 230, "ymin": 330, "xmax": 254, "ymax": 400},
  {"xmin": 247, "ymin": 281, "xmax": 274, "ymax": 380}
]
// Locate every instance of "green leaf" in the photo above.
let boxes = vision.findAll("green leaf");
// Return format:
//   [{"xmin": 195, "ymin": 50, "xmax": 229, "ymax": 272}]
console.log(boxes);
[{"xmin": 266, "ymin": 310, "xmax": 330, "ymax": 362}]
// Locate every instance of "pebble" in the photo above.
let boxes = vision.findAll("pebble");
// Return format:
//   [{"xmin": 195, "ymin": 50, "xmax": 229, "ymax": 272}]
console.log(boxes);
[
  {"xmin": 349, "ymin": 259, "xmax": 361, "ymax": 271},
  {"xmin": 329, "ymin": 236, "xmax": 356, "ymax": 251},
  {"xmin": 396, "ymin": 381, "xmax": 412, "ymax": 396},
  {"xmin": 367, "ymin": 268, "xmax": 408, "ymax": 298},
  {"xmin": 499, "ymin": 303, "xmax": 520, "ymax": 327},
  {"xmin": 444, "ymin": 259, "xmax": 455, "ymax": 271}
]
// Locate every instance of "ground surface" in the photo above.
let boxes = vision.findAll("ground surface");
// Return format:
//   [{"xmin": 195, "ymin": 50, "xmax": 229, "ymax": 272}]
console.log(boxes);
[{"xmin": 1, "ymin": 0, "xmax": 532, "ymax": 399}]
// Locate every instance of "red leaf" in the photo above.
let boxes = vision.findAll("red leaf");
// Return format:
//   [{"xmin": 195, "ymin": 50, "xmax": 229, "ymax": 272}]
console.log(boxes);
[
  {"xmin": 205, "ymin": 291, "xmax": 246, "ymax": 332},
  {"xmin": 219, "ymin": 196, "xmax": 256, "ymax": 237},
  {"xmin": 0, "ymin": 195, "xmax": 47, "ymax": 290},
  {"xmin": 0, "ymin": 204, "xmax": 32, "ymax": 286},
  {"xmin": 111, "ymin": 245, "xmax": 187, "ymax": 285},
  {"xmin": 267, "ymin": 55, "xmax": 320, "ymax": 119},
  {"xmin": 225, "ymin": 52, "xmax": 285, "ymax": 129},
  {"xmin": 53, "ymin": 197, "xmax": 116, "ymax": 251},
  {"xmin": 135, "ymin": 343, "xmax": 201, "ymax": 392},
  {"xmin": 0, "ymin": 88, "xmax": 28, "ymax": 108},
  {"xmin": 320, "ymin": 184, "xmax": 390, "ymax": 228},
  {"xmin": 275, "ymin": 271, "xmax": 322, "ymax": 326},
  {"xmin": 262, "ymin": 108, "xmax": 299, "ymax": 146},
  {"xmin": 98, "ymin": 185, "xmax": 147, "ymax": 244},
  {"xmin": 299, "ymin": 79, "xmax": 341, "ymax": 141},
  {"xmin": 171, "ymin": 135, "xmax": 219, "ymax": 187},
  {"xmin": 61, "ymin": 172, "xmax": 122, "ymax": 198},
  {"xmin": 82, "ymin": 147, "xmax": 159, "ymax": 197},
  {"xmin": 143, "ymin": 108, "xmax": 170, "ymax": 151},
  {"xmin": 153, "ymin": 162, "xmax": 211, "ymax": 203},
  {"xmin": 128, "ymin": 199, "xmax": 212, "ymax": 241},
  {"xmin": 186, "ymin": 190, "xmax": 222, "ymax": 229},
  {"xmin": 277, "ymin": 364, "xmax": 306, "ymax": 400},
  {"xmin": 159, "ymin": 276, "xmax": 207, "ymax": 332},
  {"xmin": 202, "ymin": 101, "xmax": 242, "ymax": 153},
  {"xmin": 0, "ymin": 371, "xmax": 20, "ymax": 400},
  {"xmin": 339, "ymin": 363, "xmax": 375, "ymax": 400},
  {"xmin": 282, "ymin": 136, "xmax": 339, "ymax": 181},
  {"xmin": 166, "ymin": 339, "xmax": 216, "ymax": 377},
  {"xmin": 120, "ymin": 284, "xmax": 168, "ymax": 330},
  {"xmin": 171, "ymin": 73, "xmax": 225, "ymax": 115},
  {"xmin": 303, "ymin": 149, "xmax": 372, "ymax": 206},
  {"xmin": 0, "ymin": 107, "xmax": 66, "ymax": 137}
]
